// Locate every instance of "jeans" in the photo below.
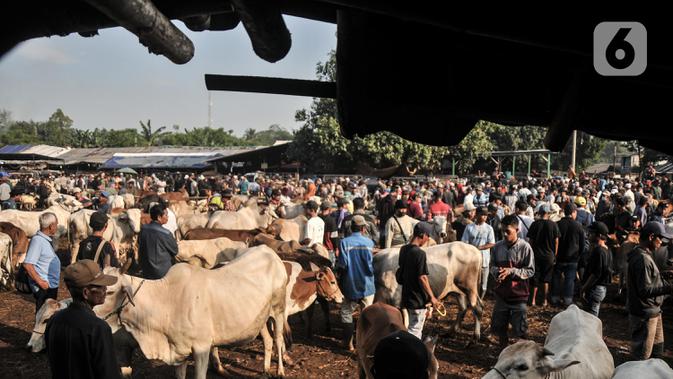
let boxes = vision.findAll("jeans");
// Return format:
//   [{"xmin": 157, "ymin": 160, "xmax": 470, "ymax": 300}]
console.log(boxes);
[
  {"xmin": 490, "ymin": 296, "xmax": 528, "ymax": 339},
  {"xmin": 551, "ymin": 262, "xmax": 577, "ymax": 305},
  {"xmin": 406, "ymin": 309, "xmax": 427, "ymax": 339},
  {"xmin": 339, "ymin": 295, "xmax": 374, "ymax": 324},
  {"xmin": 585, "ymin": 285, "xmax": 607, "ymax": 317}
]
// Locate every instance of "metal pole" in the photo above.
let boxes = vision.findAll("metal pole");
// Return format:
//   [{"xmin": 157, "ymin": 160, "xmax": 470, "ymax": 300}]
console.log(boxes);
[
  {"xmin": 613, "ymin": 143, "xmax": 617, "ymax": 176},
  {"xmin": 452, "ymin": 158, "xmax": 456, "ymax": 176},
  {"xmin": 571, "ymin": 130, "xmax": 577, "ymax": 171},
  {"xmin": 512, "ymin": 156, "xmax": 516, "ymax": 177},
  {"xmin": 208, "ymin": 91, "xmax": 213, "ymax": 128},
  {"xmin": 547, "ymin": 153, "xmax": 551, "ymax": 178},
  {"xmin": 527, "ymin": 155, "xmax": 531, "ymax": 177}
]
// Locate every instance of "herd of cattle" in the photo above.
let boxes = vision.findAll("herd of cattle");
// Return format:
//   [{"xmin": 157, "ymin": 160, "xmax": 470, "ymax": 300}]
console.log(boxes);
[{"xmin": 0, "ymin": 191, "xmax": 671, "ymax": 378}]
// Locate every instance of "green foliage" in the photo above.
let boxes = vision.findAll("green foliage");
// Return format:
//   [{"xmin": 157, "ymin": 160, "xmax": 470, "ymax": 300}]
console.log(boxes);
[{"xmin": 242, "ymin": 124, "xmax": 294, "ymax": 145}]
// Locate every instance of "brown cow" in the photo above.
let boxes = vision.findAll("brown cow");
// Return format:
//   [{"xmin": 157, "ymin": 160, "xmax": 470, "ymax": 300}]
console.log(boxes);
[
  {"xmin": 0, "ymin": 222, "xmax": 29, "ymax": 270},
  {"xmin": 356, "ymin": 303, "xmax": 438, "ymax": 379},
  {"xmin": 183, "ymin": 227, "xmax": 260, "ymax": 245}
]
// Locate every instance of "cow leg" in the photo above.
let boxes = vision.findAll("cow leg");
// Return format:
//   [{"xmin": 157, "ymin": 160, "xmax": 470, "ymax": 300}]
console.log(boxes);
[
  {"xmin": 274, "ymin": 316, "xmax": 285, "ymax": 377},
  {"xmin": 210, "ymin": 347, "xmax": 227, "ymax": 376},
  {"xmin": 470, "ymin": 292, "xmax": 483, "ymax": 342},
  {"xmin": 192, "ymin": 348, "xmax": 210, "ymax": 379},
  {"xmin": 317, "ymin": 297, "xmax": 331, "ymax": 333},
  {"xmin": 260, "ymin": 321, "xmax": 274, "ymax": 375},
  {"xmin": 175, "ymin": 363, "xmax": 187, "ymax": 379},
  {"xmin": 453, "ymin": 293, "xmax": 468, "ymax": 333}
]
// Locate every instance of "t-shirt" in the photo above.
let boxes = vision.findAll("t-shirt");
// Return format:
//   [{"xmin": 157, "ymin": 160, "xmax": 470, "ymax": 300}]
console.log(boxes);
[
  {"xmin": 0, "ymin": 182, "xmax": 11, "ymax": 201},
  {"xmin": 23, "ymin": 231, "xmax": 61, "ymax": 291},
  {"xmin": 77, "ymin": 236, "xmax": 119, "ymax": 268},
  {"xmin": 527, "ymin": 219, "xmax": 560, "ymax": 263},
  {"xmin": 516, "ymin": 214, "xmax": 534, "ymax": 239},
  {"xmin": 461, "ymin": 222, "xmax": 495, "ymax": 267},
  {"xmin": 556, "ymin": 217, "xmax": 586, "ymax": 263},
  {"xmin": 585, "ymin": 245, "xmax": 612, "ymax": 286},
  {"xmin": 305, "ymin": 216, "xmax": 325, "ymax": 246},
  {"xmin": 398, "ymin": 244, "xmax": 430, "ymax": 310}
]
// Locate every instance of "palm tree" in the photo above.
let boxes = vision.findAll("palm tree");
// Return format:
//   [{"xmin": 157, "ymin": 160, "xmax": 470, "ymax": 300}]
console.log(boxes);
[{"xmin": 139, "ymin": 119, "xmax": 168, "ymax": 147}]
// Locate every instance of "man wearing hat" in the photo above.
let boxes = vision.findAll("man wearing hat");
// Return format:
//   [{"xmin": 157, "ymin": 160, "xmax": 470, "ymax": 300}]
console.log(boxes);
[
  {"xmin": 627, "ymin": 222, "xmax": 673, "ymax": 360},
  {"xmin": 527, "ymin": 204, "xmax": 560, "ymax": 307},
  {"xmin": 337, "ymin": 215, "xmax": 375, "ymax": 350},
  {"xmin": 45, "ymin": 260, "xmax": 121, "ymax": 378},
  {"xmin": 574, "ymin": 196, "xmax": 594, "ymax": 228},
  {"xmin": 371, "ymin": 330, "xmax": 434, "ymax": 379},
  {"xmin": 97, "ymin": 191, "xmax": 111, "ymax": 214},
  {"xmin": 76, "ymin": 211, "xmax": 118, "ymax": 269},
  {"xmin": 384, "ymin": 199, "xmax": 419, "ymax": 249},
  {"xmin": 461, "ymin": 206, "xmax": 495, "ymax": 298},
  {"xmin": 398, "ymin": 222, "xmax": 441, "ymax": 339},
  {"xmin": 221, "ymin": 188, "xmax": 237, "ymax": 212},
  {"xmin": 579, "ymin": 221, "xmax": 612, "ymax": 316}
]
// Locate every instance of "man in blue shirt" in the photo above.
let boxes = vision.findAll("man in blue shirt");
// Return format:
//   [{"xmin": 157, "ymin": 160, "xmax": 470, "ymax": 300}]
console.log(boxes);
[
  {"xmin": 461, "ymin": 207, "xmax": 496, "ymax": 298},
  {"xmin": 23, "ymin": 212, "xmax": 61, "ymax": 313},
  {"xmin": 337, "ymin": 215, "xmax": 375, "ymax": 351}
]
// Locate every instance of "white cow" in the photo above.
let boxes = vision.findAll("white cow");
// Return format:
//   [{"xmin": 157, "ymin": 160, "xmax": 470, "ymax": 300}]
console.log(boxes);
[
  {"xmin": 68, "ymin": 208, "xmax": 142, "ymax": 264},
  {"xmin": 374, "ymin": 242, "xmax": 483, "ymax": 341},
  {"xmin": 95, "ymin": 245, "xmax": 288, "ymax": 379},
  {"xmin": 483, "ymin": 305, "xmax": 614, "ymax": 379},
  {"xmin": 612, "ymin": 359, "xmax": 673, "ymax": 379},
  {"xmin": 177, "ymin": 213, "xmax": 210, "ymax": 240},
  {"xmin": 26, "ymin": 298, "xmax": 73, "ymax": 352},
  {"xmin": 47, "ymin": 193, "xmax": 82, "ymax": 210},
  {"xmin": 0, "ymin": 202, "xmax": 76, "ymax": 246},
  {"xmin": 282, "ymin": 204, "xmax": 305, "ymax": 219},
  {"xmin": 206, "ymin": 204, "xmax": 275, "ymax": 230},
  {"xmin": 270, "ymin": 215, "xmax": 308, "ymax": 242},
  {"xmin": 0, "ymin": 232, "xmax": 13, "ymax": 290},
  {"xmin": 107, "ymin": 194, "xmax": 126, "ymax": 209},
  {"xmin": 176, "ymin": 237, "xmax": 247, "ymax": 268}
]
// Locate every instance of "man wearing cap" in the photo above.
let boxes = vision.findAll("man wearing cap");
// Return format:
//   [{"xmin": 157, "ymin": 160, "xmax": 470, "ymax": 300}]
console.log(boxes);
[
  {"xmin": 398, "ymin": 222, "xmax": 442, "ymax": 339},
  {"xmin": 579, "ymin": 221, "xmax": 612, "ymax": 317},
  {"xmin": 461, "ymin": 207, "xmax": 495, "ymax": 298},
  {"xmin": 371, "ymin": 330, "xmax": 434, "ymax": 379},
  {"xmin": 473, "ymin": 185, "xmax": 489, "ymax": 208},
  {"xmin": 138, "ymin": 203, "xmax": 178, "ymax": 279},
  {"xmin": 624, "ymin": 183, "xmax": 636, "ymax": 213},
  {"xmin": 320, "ymin": 201, "xmax": 339, "ymax": 263},
  {"xmin": 23, "ymin": 212, "xmax": 61, "ymax": 313},
  {"xmin": 45, "ymin": 259, "xmax": 122, "ymax": 379},
  {"xmin": 384, "ymin": 200, "xmax": 419, "ymax": 249},
  {"xmin": 97, "ymin": 191, "xmax": 111, "ymax": 214},
  {"xmin": 342, "ymin": 197, "xmax": 379, "ymax": 246},
  {"xmin": 77, "ymin": 211, "xmax": 119, "ymax": 269},
  {"xmin": 526, "ymin": 204, "xmax": 560, "ymax": 307},
  {"xmin": 221, "ymin": 188, "xmax": 237, "ymax": 212},
  {"xmin": 627, "ymin": 222, "xmax": 673, "ymax": 360},
  {"xmin": 574, "ymin": 196, "xmax": 595, "ymax": 228},
  {"xmin": 337, "ymin": 215, "xmax": 375, "ymax": 350},
  {"xmin": 303, "ymin": 200, "xmax": 325, "ymax": 247}
]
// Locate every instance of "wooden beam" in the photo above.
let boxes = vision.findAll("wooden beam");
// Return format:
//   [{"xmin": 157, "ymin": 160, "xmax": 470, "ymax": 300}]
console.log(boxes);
[
  {"xmin": 205, "ymin": 74, "xmax": 337, "ymax": 98},
  {"xmin": 231, "ymin": 0, "xmax": 291, "ymax": 62}
]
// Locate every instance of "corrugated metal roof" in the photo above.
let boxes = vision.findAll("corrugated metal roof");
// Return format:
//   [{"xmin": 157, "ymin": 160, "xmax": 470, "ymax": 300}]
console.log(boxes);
[
  {"xmin": 0, "ymin": 144, "xmax": 70, "ymax": 160},
  {"xmin": 656, "ymin": 162, "xmax": 673, "ymax": 174},
  {"xmin": 59, "ymin": 146, "xmax": 259, "ymax": 165},
  {"xmin": 0, "ymin": 145, "xmax": 32, "ymax": 154},
  {"xmin": 101, "ymin": 153, "xmax": 222, "ymax": 170}
]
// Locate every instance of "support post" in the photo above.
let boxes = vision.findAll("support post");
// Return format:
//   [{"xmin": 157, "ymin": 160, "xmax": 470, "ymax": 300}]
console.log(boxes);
[
  {"xmin": 452, "ymin": 158, "xmax": 456, "ymax": 176},
  {"xmin": 547, "ymin": 153, "xmax": 551, "ymax": 178},
  {"xmin": 512, "ymin": 156, "xmax": 516, "ymax": 177},
  {"xmin": 527, "ymin": 155, "xmax": 532, "ymax": 177}
]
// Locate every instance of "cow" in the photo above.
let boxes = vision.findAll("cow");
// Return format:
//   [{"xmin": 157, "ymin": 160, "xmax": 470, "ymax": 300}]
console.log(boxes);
[
  {"xmin": 612, "ymin": 359, "xmax": 673, "ymax": 379},
  {"xmin": 177, "ymin": 213, "xmax": 210, "ymax": 239},
  {"xmin": 68, "ymin": 208, "xmax": 142, "ymax": 265},
  {"xmin": 356, "ymin": 302, "xmax": 438, "ymax": 379},
  {"xmin": 0, "ymin": 202, "xmax": 76, "ymax": 247},
  {"xmin": 94, "ymin": 245, "xmax": 288, "ymax": 378},
  {"xmin": 26, "ymin": 298, "xmax": 73, "ymax": 352},
  {"xmin": 206, "ymin": 203, "xmax": 275, "ymax": 231},
  {"xmin": 122, "ymin": 193, "xmax": 135, "ymax": 209},
  {"xmin": 107, "ymin": 194, "xmax": 126, "ymax": 209},
  {"xmin": 46, "ymin": 192, "xmax": 82, "ymax": 210},
  {"xmin": 253, "ymin": 233, "xmax": 331, "ymax": 262},
  {"xmin": 373, "ymin": 242, "xmax": 483, "ymax": 342},
  {"xmin": 176, "ymin": 237, "xmax": 247, "ymax": 268},
  {"xmin": 0, "ymin": 232, "xmax": 13, "ymax": 290},
  {"xmin": 282, "ymin": 204, "xmax": 305, "ymax": 219},
  {"xmin": 18, "ymin": 194, "xmax": 36, "ymax": 210},
  {"xmin": 0, "ymin": 222, "xmax": 29, "ymax": 271},
  {"xmin": 183, "ymin": 227, "xmax": 260, "ymax": 245},
  {"xmin": 482, "ymin": 305, "xmax": 614, "ymax": 379},
  {"xmin": 269, "ymin": 215, "xmax": 307, "ymax": 242}
]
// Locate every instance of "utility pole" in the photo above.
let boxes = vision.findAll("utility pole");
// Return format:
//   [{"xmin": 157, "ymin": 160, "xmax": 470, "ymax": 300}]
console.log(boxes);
[
  {"xmin": 613, "ymin": 143, "xmax": 617, "ymax": 176},
  {"xmin": 571, "ymin": 130, "xmax": 577, "ymax": 171},
  {"xmin": 208, "ymin": 91, "xmax": 213, "ymax": 128}
]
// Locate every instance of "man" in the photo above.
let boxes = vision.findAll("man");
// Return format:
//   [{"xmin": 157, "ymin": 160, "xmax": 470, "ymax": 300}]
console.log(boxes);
[
  {"xmin": 634, "ymin": 196, "xmax": 649, "ymax": 228},
  {"xmin": 0, "ymin": 176, "xmax": 13, "ymax": 209},
  {"xmin": 303, "ymin": 200, "xmax": 325, "ymax": 247},
  {"xmin": 473, "ymin": 185, "xmax": 489, "ymax": 208},
  {"xmin": 526, "ymin": 204, "xmax": 560, "ymax": 307},
  {"xmin": 267, "ymin": 188, "xmax": 286, "ymax": 218},
  {"xmin": 76, "ymin": 211, "xmax": 119, "ymax": 269},
  {"xmin": 337, "ymin": 215, "xmax": 375, "ymax": 350},
  {"xmin": 221, "ymin": 188, "xmax": 238, "ymax": 212},
  {"xmin": 320, "ymin": 201, "xmax": 339, "ymax": 263},
  {"xmin": 613, "ymin": 196, "xmax": 633, "ymax": 243},
  {"xmin": 97, "ymin": 191, "xmax": 111, "ymax": 214},
  {"xmin": 138, "ymin": 204, "xmax": 178, "ymax": 279},
  {"xmin": 454, "ymin": 202, "xmax": 476, "ymax": 241},
  {"xmin": 490, "ymin": 215, "xmax": 535, "ymax": 347},
  {"xmin": 461, "ymin": 206, "xmax": 495, "ymax": 298},
  {"xmin": 574, "ymin": 196, "xmax": 595, "ymax": 228},
  {"xmin": 239, "ymin": 176, "xmax": 249, "ymax": 195},
  {"xmin": 408, "ymin": 193, "xmax": 425, "ymax": 220},
  {"xmin": 384, "ymin": 200, "xmax": 419, "ymax": 248},
  {"xmin": 579, "ymin": 221, "xmax": 612, "ymax": 317},
  {"xmin": 45, "ymin": 260, "xmax": 121, "ymax": 379},
  {"xmin": 342, "ymin": 197, "xmax": 379, "ymax": 245},
  {"xmin": 23, "ymin": 212, "xmax": 60, "ymax": 312},
  {"xmin": 427, "ymin": 191, "xmax": 452, "ymax": 221},
  {"xmin": 551, "ymin": 203, "xmax": 585, "ymax": 306},
  {"xmin": 487, "ymin": 204, "xmax": 503, "ymax": 241},
  {"xmin": 514, "ymin": 200, "xmax": 534, "ymax": 240},
  {"xmin": 627, "ymin": 222, "xmax": 673, "ymax": 360},
  {"xmin": 624, "ymin": 182, "xmax": 636, "ymax": 213},
  {"xmin": 333, "ymin": 198, "xmax": 351, "ymax": 243},
  {"xmin": 398, "ymin": 222, "xmax": 441, "ymax": 339}
]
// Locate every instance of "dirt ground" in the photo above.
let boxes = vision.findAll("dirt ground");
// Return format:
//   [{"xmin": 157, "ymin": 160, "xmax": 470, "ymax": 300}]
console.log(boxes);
[{"xmin": 1, "ymin": 279, "xmax": 672, "ymax": 379}]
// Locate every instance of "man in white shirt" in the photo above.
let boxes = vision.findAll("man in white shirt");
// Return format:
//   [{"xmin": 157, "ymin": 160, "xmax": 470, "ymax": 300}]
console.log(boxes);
[
  {"xmin": 0, "ymin": 176, "xmax": 13, "ymax": 209},
  {"xmin": 515, "ymin": 200, "xmax": 535, "ymax": 240},
  {"xmin": 624, "ymin": 182, "xmax": 636, "ymax": 213},
  {"xmin": 461, "ymin": 206, "xmax": 496, "ymax": 298},
  {"xmin": 303, "ymin": 200, "xmax": 325, "ymax": 246}
]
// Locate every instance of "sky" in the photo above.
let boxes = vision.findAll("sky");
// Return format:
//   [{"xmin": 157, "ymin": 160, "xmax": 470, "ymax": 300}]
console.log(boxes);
[{"xmin": 0, "ymin": 16, "xmax": 336, "ymax": 136}]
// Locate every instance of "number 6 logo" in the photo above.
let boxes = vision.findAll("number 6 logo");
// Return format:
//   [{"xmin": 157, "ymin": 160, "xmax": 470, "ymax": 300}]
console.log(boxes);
[{"xmin": 594, "ymin": 22, "xmax": 647, "ymax": 76}]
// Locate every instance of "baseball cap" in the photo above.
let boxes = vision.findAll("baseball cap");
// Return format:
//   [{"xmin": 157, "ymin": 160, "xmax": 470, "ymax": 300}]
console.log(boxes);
[
  {"xmin": 588, "ymin": 221, "xmax": 610, "ymax": 237},
  {"xmin": 89, "ymin": 211, "xmax": 108, "ymax": 230},
  {"xmin": 64, "ymin": 259, "xmax": 117, "ymax": 288},
  {"xmin": 395, "ymin": 199, "xmax": 408, "ymax": 209},
  {"xmin": 574, "ymin": 196, "xmax": 586, "ymax": 206},
  {"xmin": 641, "ymin": 222, "xmax": 673, "ymax": 240},
  {"xmin": 372, "ymin": 330, "xmax": 430, "ymax": 379},
  {"xmin": 352, "ymin": 215, "xmax": 367, "ymax": 227},
  {"xmin": 100, "ymin": 191, "xmax": 110, "ymax": 198},
  {"xmin": 537, "ymin": 203, "xmax": 551, "ymax": 214},
  {"xmin": 413, "ymin": 222, "xmax": 433, "ymax": 237}
]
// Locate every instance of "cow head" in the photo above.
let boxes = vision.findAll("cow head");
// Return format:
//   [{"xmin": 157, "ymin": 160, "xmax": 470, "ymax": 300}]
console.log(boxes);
[
  {"xmin": 120, "ymin": 208, "xmax": 142, "ymax": 234},
  {"xmin": 431, "ymin": 216, "xmax": 448, "ymax": 241},
  {"xmin": 26, "ymin": 298, "xmax": 72, "ymax": 352},
  {"xmin": 314, "ymin": 267, "xmax": 343, "ymax": 304},
  {"xmin": 483, "ymin": 340, "xmax": 580, "ymax": 379}
]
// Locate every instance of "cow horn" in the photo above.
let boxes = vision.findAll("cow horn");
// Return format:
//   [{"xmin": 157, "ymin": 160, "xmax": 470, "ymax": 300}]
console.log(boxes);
[
  {"xmin": 542, "ymin": 347, "xmax": 555, "ymax": 356},
  {"xmin": 120, "ymin": 257, "xmax": 132, "ymax": 275}
]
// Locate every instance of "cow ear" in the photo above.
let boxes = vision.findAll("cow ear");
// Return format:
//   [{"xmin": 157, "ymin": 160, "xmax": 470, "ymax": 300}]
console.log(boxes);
[
  {"xmin": 316, "ymin": 271, "xmax": 325, "ymax": 281},
  {"xmin": 537, "ymin": 358, "xmax": 580, "ymax": 374}
]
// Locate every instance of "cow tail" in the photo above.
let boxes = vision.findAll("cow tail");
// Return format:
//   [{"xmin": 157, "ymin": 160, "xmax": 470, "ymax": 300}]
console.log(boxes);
[{"xmin": 283, "ymin": 319, "xmax": 293, "ymax": 350}]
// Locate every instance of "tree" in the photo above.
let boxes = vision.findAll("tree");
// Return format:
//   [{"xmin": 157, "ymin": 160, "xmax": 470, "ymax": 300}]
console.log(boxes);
[
  {"xmin": 139, "ymin": 119, "xmax": 168, "ymax": 147},
  {"xmin": 244, "ymin": 124, "xmax": 294, "ymax": 145},
  {"xmin": 0, "ymin": 109, "xmax": 12, "ymax": 131}
]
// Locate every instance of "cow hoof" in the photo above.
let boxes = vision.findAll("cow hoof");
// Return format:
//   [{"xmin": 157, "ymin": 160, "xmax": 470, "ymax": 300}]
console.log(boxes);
[{"xmin": 283, "ymin": 353, "xmax": 295, "ymax": 366}]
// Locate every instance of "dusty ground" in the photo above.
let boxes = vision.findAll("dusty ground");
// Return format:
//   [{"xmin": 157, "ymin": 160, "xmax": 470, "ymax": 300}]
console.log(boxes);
[{"xmin": 1, "ymin": 278, "xmax": 672, "ymax": 379}]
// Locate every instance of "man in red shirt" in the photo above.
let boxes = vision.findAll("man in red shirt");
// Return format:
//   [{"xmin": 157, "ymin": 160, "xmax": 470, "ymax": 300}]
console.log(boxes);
[
  {"xmin": 408, "ymin": 193, "xmax": 425, "ymax": 220},
  {"xmin": 427, "ymin": 192, "xmax": 452, "ymax": 221}
]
